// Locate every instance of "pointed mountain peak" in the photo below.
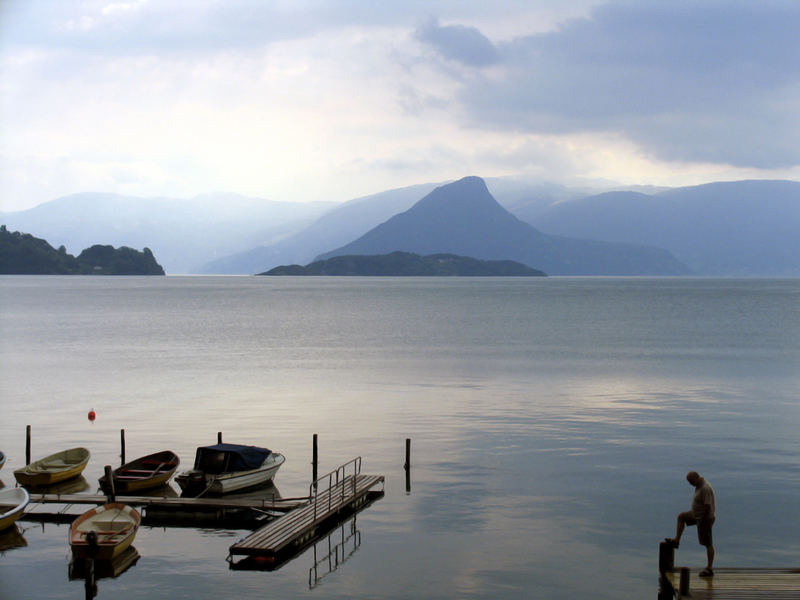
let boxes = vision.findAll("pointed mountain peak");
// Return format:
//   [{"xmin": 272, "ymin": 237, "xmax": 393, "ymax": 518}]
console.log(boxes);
[{"xmin": 414, "ymin": 176, "xmax": 502, "ymax": 214}]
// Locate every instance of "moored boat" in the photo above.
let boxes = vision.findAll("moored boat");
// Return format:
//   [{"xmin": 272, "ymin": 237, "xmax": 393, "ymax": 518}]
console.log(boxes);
[
  {"xmin": 99, "ymin": 450, "xmax": 180, "ymax": 494},
  {"xmin": 69, "ymin": 503, "xmax": 140, "ymax": 560},
  {"xmin": 0, "ymin": 487, "xmax": 29, "ymax": 531},
  {"xmin": 14, "ymin": 447, "xmax": 90, "ymax": 487},
  {"xmin": 0, "ymin": 449, "xmax": 6, "ymax": 471},
  {"xmin": 175, "ymin": 443, "xmax": 284, "ymax": 496}
]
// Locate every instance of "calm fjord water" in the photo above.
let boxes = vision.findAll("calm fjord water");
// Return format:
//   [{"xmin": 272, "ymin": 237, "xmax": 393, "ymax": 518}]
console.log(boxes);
[{"xmin": 1, "ymin": 276, "xmax": 798, "ymax": 599}]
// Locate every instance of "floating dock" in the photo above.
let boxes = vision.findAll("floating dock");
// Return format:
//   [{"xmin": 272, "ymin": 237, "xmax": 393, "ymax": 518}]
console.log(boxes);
[{"xmin": 229, "ymin": 458, "xmax": 384, "ymax": 561}]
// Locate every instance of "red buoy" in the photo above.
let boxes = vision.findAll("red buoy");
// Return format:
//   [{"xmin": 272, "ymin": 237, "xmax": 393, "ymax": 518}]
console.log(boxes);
[{"xmin": 88, "ymin": 409, "xmax": 96, "ymax": 422}]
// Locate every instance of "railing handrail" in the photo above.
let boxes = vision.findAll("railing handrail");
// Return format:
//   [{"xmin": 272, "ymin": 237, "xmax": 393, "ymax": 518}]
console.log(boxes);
[{"xmin": 308, "ymin": 457, "xmax": 362, "ymax": 520}]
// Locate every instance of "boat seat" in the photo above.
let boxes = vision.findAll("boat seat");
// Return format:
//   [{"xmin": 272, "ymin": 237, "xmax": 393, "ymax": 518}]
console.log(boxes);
[{"xmin": 85, "ymin": 521, "xmax": 129, "ymax": 532}]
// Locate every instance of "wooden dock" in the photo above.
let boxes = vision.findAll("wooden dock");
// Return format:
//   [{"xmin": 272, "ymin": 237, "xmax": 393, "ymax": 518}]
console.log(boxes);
[
  {"xmin": 27, "ymin": 492, "xmax": 305, "ymax": 512},
  {"xmin": 664, "ymin": 568, "xmax": 800, "ymax": 598},
  {"xmin": 23, "ymin": 492, "xmax": 308, "ymax": 527},
  {"xmin": 229, "ymin": 463, "xmax": 384, "ymax": 560},
  {"xmin": 659, "ymin": 540, "xmax": 800, "ymax": 598}
]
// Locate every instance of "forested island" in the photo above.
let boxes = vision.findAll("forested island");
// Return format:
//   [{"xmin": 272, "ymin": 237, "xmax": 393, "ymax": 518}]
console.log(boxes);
[
  {"xmin": 0, "ymin": 226, "xmax": 165, "ymax": 275},
  {"xmin": 260, "ymin": 251, "xmax": 547, "ymax": 276}
]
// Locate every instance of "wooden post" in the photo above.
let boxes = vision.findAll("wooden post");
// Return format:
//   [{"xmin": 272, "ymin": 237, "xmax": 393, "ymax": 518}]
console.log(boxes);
[
  {"xmin": 312, "ymin": 434, "xmax": 318, "ymax": 485},
  {"xmin": 657, "ymin": 541, "xmax": 676, "ymax": 600},
  {"xmin": 679, "ymin": 567, "xmax": 690, "ymax": 595},
  {"xmin": 217, "ymin": 431, "xmax": 223, "ymax": 444},
  {"xmin": 404, "ymin": 438, "xmax": 411, "ymax": 493},
  {"xmin": 104, "ymin": 465, "xmax": 115, "ymax": 503},
  {"xmin": 120, "ymin": 429, "xmax": 126, "ymax": 466},
  {"xmin": 658, "ymin": 541, "xmax": 675, "ymax": 573},
  {"xmin": 25, "ymin": 425, "xmax": 31, "ymax": 465}
]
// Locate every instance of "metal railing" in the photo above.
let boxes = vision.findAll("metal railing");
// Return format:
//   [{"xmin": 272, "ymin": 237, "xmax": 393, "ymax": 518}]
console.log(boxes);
[{"xmin": 308, "ymin": 457, "xmax": 362, "ymax": 521}]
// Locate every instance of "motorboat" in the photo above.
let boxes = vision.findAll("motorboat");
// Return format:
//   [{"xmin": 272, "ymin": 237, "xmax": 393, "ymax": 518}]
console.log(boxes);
[
  {"xmin": 0, "ymin": 449, "xmax": 6, "ymax": 471},
  {"xmin": 14, "ymin": 447, "xmax": 90, "ymax": 487},
  {"xmin": 175, "ymin": 443, "xmax": 284, "ymax": 496},
  {"xmin": 0, "ymin": 487, "xmax": 29, "ymax": 531},
  {"xmin": 99, "ymin": 450, "xmax": 179, "ymax": 494},
  {"xmin": 69, "ymin": 502, "xmax": 140, "ymax": 560}
]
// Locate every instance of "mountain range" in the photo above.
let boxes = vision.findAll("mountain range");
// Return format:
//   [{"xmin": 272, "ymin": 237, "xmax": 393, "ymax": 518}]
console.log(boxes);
[
  {"xmin": 1, "ymin": 177, "xmax": 798, "ymax": 276},
  {"xmin": 317, "ymin": 177, "xmax": 689, "ymax": 275}
]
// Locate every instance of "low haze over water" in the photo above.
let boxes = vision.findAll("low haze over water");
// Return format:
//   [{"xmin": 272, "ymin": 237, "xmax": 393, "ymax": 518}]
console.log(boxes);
[{"xmin": 1, "ymin": 276, "xmax": 798, "ymax": 599}]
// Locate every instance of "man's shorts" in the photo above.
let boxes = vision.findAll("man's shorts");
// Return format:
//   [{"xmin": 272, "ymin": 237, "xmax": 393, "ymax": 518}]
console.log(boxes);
[{"xmin": 680, "ymin": 511, "xmax": 715, "ymax": 546}]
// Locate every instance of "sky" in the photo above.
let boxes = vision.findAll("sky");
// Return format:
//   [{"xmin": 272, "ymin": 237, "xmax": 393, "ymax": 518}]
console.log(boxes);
[{"xmin": 1, "ymin": 0, "xmax": 799, "ymax": 212}]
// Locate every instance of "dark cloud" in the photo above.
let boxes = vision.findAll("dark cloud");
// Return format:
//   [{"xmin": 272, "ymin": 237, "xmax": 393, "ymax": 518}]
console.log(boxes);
[
  {"xmin": 415, "ymin": 17, "xmax": 500, "ymax": 66},
  {"xmin": 452, "ymin": 1, "xmax": 800, "ymax": 168}
]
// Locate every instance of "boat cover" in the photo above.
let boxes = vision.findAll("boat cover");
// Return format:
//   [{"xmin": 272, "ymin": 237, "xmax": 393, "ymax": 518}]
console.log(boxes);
[{"xmin": 193, "ymin": 444, "xmax": 272, "ymax": 474}]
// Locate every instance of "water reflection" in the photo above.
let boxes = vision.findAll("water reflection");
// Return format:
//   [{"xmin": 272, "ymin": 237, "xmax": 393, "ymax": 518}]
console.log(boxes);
[
  {"xmin": 0, "ymin": 524, "xmax": 27, "ymax": 552},
  {"xmin": 21, "ymin": 475, "xmax": 90, "ymax": 495},
  {"xmin": 69, "ymin": 546, "xmax": 141, "ymax": 599},
  {"xmin": 309, "ymin": 516, "xmax": 361, "ymax": 589}
]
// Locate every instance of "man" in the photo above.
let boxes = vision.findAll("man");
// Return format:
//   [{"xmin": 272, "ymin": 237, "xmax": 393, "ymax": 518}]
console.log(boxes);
[{"xmin": 666, "ymin": 471, "xmax": 716, "ymax": 577}]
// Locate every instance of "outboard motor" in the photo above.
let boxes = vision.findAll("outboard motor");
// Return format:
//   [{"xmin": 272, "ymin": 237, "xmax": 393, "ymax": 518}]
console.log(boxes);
[{"xmin": 184, "ymin": 469, "xmax": 207, "ymax": 495}]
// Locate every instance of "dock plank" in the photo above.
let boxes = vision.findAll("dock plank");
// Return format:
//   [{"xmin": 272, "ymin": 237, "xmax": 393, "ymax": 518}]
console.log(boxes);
[
  {"xmin": 666, "ymin": 568, "xmax": 800, "ymax": 599},
  {"xmin": 27, "ymin": 493, "xmax": 306, "ymax": 512},
  {"xmin": 230, "ymin": 474, "xmax": 384, "ymax": 557}
]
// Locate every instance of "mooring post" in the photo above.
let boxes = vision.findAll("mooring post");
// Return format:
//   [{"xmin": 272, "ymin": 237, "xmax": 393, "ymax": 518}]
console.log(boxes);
[
  {"xmin": 104, "ymin": 465, "xmax": 115, "ymax": 503},
  {"xmin": 217, "ymin": 431, "xmax": 223, "ymax": 444},
  {"xmin": 120, "ymin": 429, "xmax": 126, "ymax": 466},
  {"xmin": 658, "ymin": 541, "xmax": 675, "ymax": 573},
  {"xmin": 404, "ymin": 438, "xmax": 412, "ymax": 493},
  {"xmin": 312, "ymin": 434, "xmax": 319, "ymax": 486},
  {"xmin": 25, "ymin": 425, "xmax": 31, "ymax": 465},
  {"xmin": 679, "ymin": 567, "xmax": 690, "ymax": 595}
]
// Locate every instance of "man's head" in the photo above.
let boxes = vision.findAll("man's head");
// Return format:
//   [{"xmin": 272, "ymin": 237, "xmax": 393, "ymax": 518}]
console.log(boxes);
[{"xmin": 686, "ymin": 471, "xmax": 702, "ymax": 486}]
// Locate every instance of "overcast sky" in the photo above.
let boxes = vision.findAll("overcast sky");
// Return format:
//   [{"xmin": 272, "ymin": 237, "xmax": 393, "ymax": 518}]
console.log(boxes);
[{"xmin": 1, "ymin": 0, "xmax": 799, "ymax": 211}]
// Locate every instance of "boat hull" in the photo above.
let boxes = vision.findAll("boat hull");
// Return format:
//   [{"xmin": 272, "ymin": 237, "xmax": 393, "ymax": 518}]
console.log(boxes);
[
  {"xmin": 0, "ymin": 488, "xmax": 29, "ymax": 531},
  {"xmin": 14, "ymin": 447, "xmax": 90, "ymax": 487},
  {"xmin": 176, "ymin": 453, "xmax": 284, "ymax": 495},
  {"xmin": 69, "ymin": 503, "xmax": 140, "ymax": 561},
  {"xmin": 99, "ymin": 450, "xmax": 179, "ymax": 494}
]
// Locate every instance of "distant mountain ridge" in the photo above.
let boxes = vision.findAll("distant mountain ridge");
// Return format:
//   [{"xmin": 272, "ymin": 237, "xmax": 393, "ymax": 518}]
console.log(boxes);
[
  {"xmin": 0, "ymin": 192, "xmax": 333, "ymax": 274},
  {"xmin": 262, "ymin": 251, "xmax": 546, "ymax": 276},
  {"xmin": 531, "ymin": 180, "xmax": 800, "ymax": 276},
  {"xmin": 316, "ymin": 177, "xmax": 690, "ymax": 276},
  {"xmin": 2, "ymin": 177, "xmax": 797, "ymax": 276}
]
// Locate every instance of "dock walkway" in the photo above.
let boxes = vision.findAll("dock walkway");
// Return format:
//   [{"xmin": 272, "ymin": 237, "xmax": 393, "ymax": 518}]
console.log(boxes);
[
  {"xmin": 27, "ymin": 493, "xmax": 305, "ymax": 512},
  {"xmin": 230, "ymin": 468, "xmax": 384, "ymax": 558},
  {"xmin": 665, "ymin": 568, "xmax": 800, "ymax": 598}
]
